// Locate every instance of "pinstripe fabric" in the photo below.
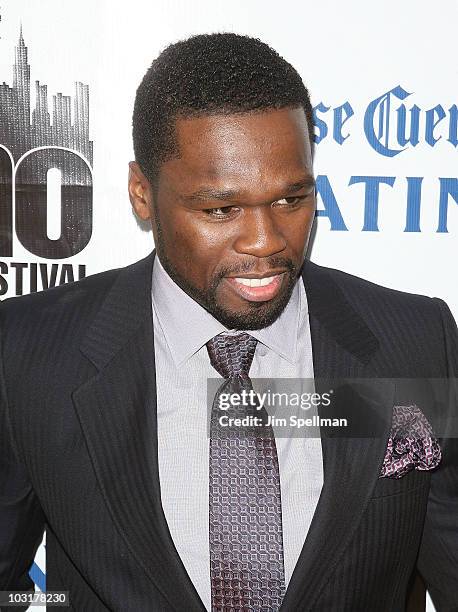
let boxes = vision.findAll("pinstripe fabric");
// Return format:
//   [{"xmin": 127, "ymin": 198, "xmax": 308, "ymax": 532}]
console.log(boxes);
[
  {"xmin": 0, "ymin": 251, "xmax": 457, "ymax": 611},
  {"xmin": 314, "ymin": 479, "xmax": 430, "ymax": 610}
]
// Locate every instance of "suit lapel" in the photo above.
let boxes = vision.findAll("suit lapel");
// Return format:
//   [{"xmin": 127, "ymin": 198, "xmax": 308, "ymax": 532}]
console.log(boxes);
[
  {"xmin": 280, "ymin": 261, "xmax": 394, "ymax": 611},
  {"xmin": 72, "ymin": 251, "xmax": 205, "ymax": 611}
]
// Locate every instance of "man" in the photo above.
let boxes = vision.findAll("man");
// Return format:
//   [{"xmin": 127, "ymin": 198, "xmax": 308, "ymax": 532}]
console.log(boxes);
[{"xmin": 0, "ymin": 33, "xmax": 457, "ymax": 612}]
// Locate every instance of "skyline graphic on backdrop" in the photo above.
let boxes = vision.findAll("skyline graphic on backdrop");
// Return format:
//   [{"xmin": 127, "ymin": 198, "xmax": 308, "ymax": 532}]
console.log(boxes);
[
  {"xmin": 0, "ymin": 22, "xmax": 93, "ymax": 262},
  {"xmin": 0, "ymin": 24, "xmax": 93, "ymax": 184}
]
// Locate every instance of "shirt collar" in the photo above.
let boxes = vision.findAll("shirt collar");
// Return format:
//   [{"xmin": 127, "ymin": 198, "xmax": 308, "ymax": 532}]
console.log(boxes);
[{"xmin": 151, "ymin": 254, "xmax": 306, "ymax": 367}]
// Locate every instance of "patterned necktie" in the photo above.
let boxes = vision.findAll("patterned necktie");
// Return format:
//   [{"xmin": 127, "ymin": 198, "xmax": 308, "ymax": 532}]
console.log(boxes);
[{"xmin": 207, "ymin": 332, "xmax": 286, "ymax": 611}]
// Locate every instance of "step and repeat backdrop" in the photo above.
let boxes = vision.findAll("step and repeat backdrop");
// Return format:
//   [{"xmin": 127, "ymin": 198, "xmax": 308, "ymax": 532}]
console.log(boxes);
[{"xmin": 0, "ymin": 0, "xmax": 456, "ymax": 609}]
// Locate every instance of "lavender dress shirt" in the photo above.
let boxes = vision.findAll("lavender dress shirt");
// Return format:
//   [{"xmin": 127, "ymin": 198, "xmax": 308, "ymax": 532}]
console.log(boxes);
[{"xmin": 151, "ymin": 255, "xmax": 323, "ymax": 610}]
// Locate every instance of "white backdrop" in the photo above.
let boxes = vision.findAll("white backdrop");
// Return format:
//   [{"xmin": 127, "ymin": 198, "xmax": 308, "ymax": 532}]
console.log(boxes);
[{"xmin": 1, "ymin": 1, "xmax": 456, "ymax": 609}]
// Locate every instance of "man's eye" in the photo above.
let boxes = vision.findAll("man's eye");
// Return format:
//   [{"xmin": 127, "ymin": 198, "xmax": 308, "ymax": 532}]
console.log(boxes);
[
  {"xmin": 204, "ymin": 206, "xmax": 236, "ymax": 217},
  {"xmin": 275, "ymin": 196, "xmax": 304, "ymax": 207}
]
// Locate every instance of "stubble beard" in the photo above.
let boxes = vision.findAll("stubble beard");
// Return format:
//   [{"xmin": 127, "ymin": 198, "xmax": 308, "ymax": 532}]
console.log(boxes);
[{"xmin": 154, "ymin": 216, "xmax": 302, "ymax": 330}]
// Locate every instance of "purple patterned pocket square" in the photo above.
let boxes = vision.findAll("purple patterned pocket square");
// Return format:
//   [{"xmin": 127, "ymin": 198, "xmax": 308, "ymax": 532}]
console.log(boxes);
[{"xmin": 379, "ymin": 405, "xmax": 442, "ymax": 479}]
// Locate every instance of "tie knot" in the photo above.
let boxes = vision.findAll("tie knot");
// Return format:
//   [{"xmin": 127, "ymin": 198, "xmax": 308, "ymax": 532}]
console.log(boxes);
[{"xmin": 206, "ymin": 332, "xmax": 258, "ymax": 379}]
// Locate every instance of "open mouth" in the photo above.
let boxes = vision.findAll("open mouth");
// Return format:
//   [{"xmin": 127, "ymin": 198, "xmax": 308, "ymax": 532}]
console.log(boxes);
[{"xmin": 224, "ymin": 272, "xmax": 286, "ymax": 302}]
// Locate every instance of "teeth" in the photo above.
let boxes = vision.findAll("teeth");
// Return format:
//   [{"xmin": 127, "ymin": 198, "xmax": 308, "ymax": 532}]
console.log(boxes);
[
  {"xmin": 234, "ymin": 276, "xmax": 276, "ymax": 287},
  {"xmin": 234, "ymin": 278, "xmax": 254, "ymax": 287}
]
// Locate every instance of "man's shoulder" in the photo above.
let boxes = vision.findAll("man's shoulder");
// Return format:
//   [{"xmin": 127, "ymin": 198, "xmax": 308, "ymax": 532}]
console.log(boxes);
[
  {"xmin": 306, "ymin": 260, "xmax": 438, "ymax": 312},
  {"xmin": 305, "ymin": 261, "xmax": 457, "ymax": 374},
  {"xmin": 0, "ymin": 253, "xmax": 153, "ymax": 334},
  {"xmin": 0, "ymin": 265, "xmax": 120, "ymax": 322}
]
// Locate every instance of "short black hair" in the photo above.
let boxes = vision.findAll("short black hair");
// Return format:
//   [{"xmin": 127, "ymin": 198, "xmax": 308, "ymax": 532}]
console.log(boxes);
[{"xmin": 133, "ymin": 32, "xmax": 314, "ymax": 184}]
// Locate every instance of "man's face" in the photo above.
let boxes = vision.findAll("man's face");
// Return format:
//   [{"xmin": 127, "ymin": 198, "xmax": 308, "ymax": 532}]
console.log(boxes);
[{"xmin": 130, "ymin": 107, "xmax": 316, "ymax": 330}]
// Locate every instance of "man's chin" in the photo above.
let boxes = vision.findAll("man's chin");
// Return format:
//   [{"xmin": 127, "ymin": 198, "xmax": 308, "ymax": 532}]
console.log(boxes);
[
  {"xmin": 209, "ymin": 292, "xmax": 293, "ymax": 330},
  {"xmin": 156, "ymin": 250, "xmax": 299, "ymax": 330}
]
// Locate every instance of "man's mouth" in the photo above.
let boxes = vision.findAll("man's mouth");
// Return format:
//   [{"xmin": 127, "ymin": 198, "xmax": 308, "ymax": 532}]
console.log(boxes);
[{"xmin": 224, "ymin": 272, "xmax": 286, "ymax": 302}]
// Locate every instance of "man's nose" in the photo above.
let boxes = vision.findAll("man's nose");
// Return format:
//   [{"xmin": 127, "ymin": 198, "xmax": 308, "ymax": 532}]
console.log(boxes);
[{"xmin": 233, "ymin": 208, "xmax": 287, "ymax": 258}]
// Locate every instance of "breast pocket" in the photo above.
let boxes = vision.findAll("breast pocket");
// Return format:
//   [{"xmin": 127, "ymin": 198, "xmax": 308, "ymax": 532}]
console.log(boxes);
[{"xmin": 370, "ymin": 468, "xmax": 431, "ymax": 499}]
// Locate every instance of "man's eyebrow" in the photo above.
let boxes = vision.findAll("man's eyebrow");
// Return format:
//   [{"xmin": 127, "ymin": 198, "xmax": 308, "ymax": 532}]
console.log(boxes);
[
  {"xmin": 183, "ymin": 177, "xmax": 316, "ymax": 203},
  {"xmin": 284, "ymin": 177, "xmax": 316, "ymax": 193},
  {"xmin": 182, "ymin": 188, "xmax": 240, "ymax": 202}
]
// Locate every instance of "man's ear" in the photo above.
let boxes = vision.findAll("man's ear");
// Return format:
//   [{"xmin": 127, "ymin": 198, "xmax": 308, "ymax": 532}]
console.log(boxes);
[{"xmin": 128, "ymin": 161, "xmax": 154, "ymax": 221}]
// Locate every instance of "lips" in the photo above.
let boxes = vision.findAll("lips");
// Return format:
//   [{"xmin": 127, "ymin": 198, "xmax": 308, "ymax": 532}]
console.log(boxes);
[{"xmin": 225, "ymin": 272, "xmax": 286, "ymax": 302}]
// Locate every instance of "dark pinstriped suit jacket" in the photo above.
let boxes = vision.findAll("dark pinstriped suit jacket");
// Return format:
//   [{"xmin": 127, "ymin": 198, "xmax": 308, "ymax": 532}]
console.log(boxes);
[{"xmin": 1, "ymin": 251, "xmax": 457, "ymax": 611}]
